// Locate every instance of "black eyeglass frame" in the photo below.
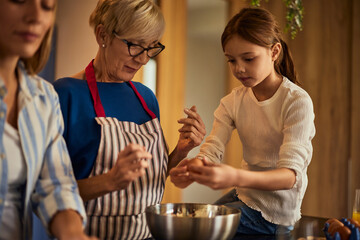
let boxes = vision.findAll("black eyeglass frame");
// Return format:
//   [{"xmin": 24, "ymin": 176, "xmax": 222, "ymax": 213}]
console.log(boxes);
[{"xmin": 113, "ymin": 31, "xmax": 165, "ymax": 58}]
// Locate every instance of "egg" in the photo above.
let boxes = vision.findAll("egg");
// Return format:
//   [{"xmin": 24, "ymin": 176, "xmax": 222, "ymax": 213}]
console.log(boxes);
[{"xmin": 187, "ymin": 158, "xmax": 204, "ymax": 173}]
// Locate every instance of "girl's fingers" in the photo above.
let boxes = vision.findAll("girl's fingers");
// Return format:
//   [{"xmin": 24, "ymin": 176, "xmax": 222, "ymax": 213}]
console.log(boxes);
[{"xmin": 189, "ymin": 172, "xmax": 211, "ymax": 185}]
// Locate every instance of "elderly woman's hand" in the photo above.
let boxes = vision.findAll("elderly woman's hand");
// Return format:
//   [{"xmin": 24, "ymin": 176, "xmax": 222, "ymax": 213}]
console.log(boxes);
[
  {"xmin": 77, "ymin": 143, "xmax": 152, "ymax": 201},
  {"xmin": 169, "ymin": 159, "xmax": 194, "ymax": 188},
  {"xmin": 50, "ymin": 210, "xmax": 99, "ymax": 240},
  {"xmin": 176, "ymin": 106, "xmax": 206, "ymax": 155},
  {"xmin": 106, "ymin": 143, "xmax": 151, "ymax": 191}
]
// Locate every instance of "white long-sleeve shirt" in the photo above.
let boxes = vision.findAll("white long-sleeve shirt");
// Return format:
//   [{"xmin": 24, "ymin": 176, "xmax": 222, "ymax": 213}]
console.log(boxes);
[{"xmin": 198, "ymin": 77, "xmax": 315, "ymax": 225}]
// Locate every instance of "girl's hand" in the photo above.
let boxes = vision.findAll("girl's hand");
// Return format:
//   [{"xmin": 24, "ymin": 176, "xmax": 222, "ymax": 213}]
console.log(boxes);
[
  {"xmin": 188, "ymin": 159, "xmax": 238, "ymax": 190},
  {"xmin": 169, "ymin": 159, "xmax": 194, "ymax": 188},
  {"xmin": 176, "ymin": 106, "xmax": 206, "ymax": 155},
  {"xmin": 106, "ymin": 143, "xmax": 151, "ymax": 191}
]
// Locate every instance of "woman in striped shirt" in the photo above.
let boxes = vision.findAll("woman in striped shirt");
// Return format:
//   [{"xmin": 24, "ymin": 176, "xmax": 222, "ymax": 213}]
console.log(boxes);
[{"xmin": 0, "ymin": 0, "xmax": 96, "ymax": 239}]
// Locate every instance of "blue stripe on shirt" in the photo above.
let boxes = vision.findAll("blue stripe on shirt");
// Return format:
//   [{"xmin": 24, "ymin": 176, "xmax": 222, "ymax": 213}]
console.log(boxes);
[{"xmin": 0, "ymin": 62, "xmax": 86, "ymax": 238}]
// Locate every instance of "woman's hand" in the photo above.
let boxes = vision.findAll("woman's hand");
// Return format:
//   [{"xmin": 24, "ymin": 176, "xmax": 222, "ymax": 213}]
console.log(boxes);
[
  {"xmin": 58, "ymin": 232, "xmax": 98, "ymax": 240},
  {"xmin": 167, "ymin": 106, "xmax": 206, "ymax": 172},
  {"xmin": 50, "ymin": 210, "xmax": 98, "ymax": 240},
  {"xmin": 169, "ymin": 159, "xmax": 194, "ymax": 188},
  {"xmin": 188, "ymin": 159, "xmax": 238, "ymax": 190},
  {"xmin": 106, "ymin": 143, "xmax": 151, "ymax": 191},
  {"xmin": 176, "ymin": 106, "xmax": 206, "ymax": 155},
  {"xmin": 77, "ymin": 143, "xmax": 151, "ymax": 201}
]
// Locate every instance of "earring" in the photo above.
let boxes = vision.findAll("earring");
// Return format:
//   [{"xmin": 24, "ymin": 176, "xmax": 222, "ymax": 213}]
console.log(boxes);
[{"xmin": 102, "ymin": 43, "xmax": 106, "ymax": 48}]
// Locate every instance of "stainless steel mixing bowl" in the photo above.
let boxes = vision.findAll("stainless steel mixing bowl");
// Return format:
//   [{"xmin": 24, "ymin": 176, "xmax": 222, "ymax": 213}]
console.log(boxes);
[{"xmin": 145, "ymin": 203, "xmax": 241, "ymax": 240}]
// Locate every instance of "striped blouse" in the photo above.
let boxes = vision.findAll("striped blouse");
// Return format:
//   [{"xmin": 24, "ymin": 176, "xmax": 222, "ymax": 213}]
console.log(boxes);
[{"xmin": 0, "ymin": 62, "xmax": 86, "ymax": 239}]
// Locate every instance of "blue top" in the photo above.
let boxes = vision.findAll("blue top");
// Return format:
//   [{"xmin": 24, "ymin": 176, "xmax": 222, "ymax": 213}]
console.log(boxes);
[{"xmin": 53, "ymin": 78, "xmax": 160, "ymax": 180}]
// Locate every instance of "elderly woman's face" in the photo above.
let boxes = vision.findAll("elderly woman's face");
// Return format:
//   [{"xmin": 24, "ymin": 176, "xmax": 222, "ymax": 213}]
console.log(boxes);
[{"xmin": 102, "ymin": 36, "xmax": 160, "ymax": 83}]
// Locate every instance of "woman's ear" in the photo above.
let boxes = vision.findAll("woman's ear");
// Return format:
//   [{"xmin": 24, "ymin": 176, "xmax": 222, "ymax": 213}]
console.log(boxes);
[
  {"xmin": 271, "ymin": 42, "xmax": 282, "ymax": 61},
  {"xmin": 95, "ymin": 24, "xmax": 108, "ymax": 48}
]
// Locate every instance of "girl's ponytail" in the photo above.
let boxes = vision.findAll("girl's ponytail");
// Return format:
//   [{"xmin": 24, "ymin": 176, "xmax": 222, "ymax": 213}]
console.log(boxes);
[{"xmin": 277, "ymin": 39, "xmax": 298, "ymax": 84}]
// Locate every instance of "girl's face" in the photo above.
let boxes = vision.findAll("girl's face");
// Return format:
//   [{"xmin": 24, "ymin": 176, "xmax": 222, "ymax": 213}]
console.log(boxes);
[
  {"xmin": 101, "ymin": 36, "xmax": 159, "ymax": 83},
  {"xmin": 224, "ymin": 35, "xmax": 277, "ymax": 89},
  {"xmin": 0, "ymin": 0, "xmax": 55, "ymax": 59}
]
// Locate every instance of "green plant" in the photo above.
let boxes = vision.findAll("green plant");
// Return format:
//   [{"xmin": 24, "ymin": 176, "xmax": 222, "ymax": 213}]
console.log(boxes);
[{"xmin": 250, "ymin": 0, "xmax": 304, "ymax": 39}]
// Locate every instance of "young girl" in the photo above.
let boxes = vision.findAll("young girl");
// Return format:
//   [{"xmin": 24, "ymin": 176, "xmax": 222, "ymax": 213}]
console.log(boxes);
[
  {"xmin": 170, "ymin": 7, "xmax": 315, "ymax": 235},
  {"xmin": 0, "ymin": 0, "xmax": 95, "ymax": 239}
]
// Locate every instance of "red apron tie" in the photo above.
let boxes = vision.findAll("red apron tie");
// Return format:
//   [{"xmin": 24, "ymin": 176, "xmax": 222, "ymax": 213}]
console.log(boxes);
[{"xmin": 85, "ymin": 59, "xmax": 156, "ymax": 119}]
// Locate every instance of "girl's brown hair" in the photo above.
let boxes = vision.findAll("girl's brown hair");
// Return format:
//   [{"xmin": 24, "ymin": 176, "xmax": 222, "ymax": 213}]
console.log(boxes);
[{"xmin": 221, "ymin": 7, "xmax": 298, "ymax": 84}]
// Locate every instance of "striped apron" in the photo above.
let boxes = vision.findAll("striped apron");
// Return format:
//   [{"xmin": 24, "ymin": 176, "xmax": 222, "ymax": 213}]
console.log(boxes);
[{"xmin": 84, "ymin": 61, "xmax": 168, "ymax": 239}]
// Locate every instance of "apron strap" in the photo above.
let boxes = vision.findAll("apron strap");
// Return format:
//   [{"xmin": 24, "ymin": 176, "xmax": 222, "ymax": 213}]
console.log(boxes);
[
  {"xmin": 85, "ymin": 59, "xmax": 157, "ymax": 119},
  {"xmin": 128, "ymin": 81, "xmax": 157, "ymax": 119},
  {"xmin": 85, "ymin": 60, "xmax": 106, "ymax": 117}
]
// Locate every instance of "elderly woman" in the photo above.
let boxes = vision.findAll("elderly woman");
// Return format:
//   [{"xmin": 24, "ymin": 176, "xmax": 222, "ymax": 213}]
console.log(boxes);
[
  {"xmin": 0, "ymin": 0, "xmax": 96, "ymax": 239},
  {"xmin": 52, "ymin": 0, "xmax": 206, "ymax": 239}
]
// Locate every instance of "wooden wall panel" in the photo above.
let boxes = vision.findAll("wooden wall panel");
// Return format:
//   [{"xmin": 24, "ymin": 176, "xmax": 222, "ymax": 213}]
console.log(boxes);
[
  {"xmin": 157, "ymin": 0, "xmax": 187, "ymax": 203},
  {"xmin": 350, "ymin": 0, "xmax": 360, "ymax": 214},
  {"xmin": 290, "ymin": 0, "xmax": 352, "ymax": 218}
]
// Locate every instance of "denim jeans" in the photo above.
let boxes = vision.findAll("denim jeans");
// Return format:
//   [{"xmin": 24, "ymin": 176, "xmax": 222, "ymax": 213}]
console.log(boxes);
[{"xmin": 214, "ymin": 189, "xmax": 294, "ymax": 235}]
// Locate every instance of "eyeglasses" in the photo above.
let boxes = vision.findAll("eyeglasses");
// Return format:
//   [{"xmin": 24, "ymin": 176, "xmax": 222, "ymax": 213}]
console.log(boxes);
[{"xmin": 113, "ymin": 31, "xmax": 165, "ymax": 58}]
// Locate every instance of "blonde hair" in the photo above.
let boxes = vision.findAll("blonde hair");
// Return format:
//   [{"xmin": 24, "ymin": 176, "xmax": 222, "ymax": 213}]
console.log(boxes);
[
  {"xmin": 89, "ymin": 0, "xmax": 165, "ymax": 41},
  {"xmin": 22, "ymin": 5, "xmax": 57, "ymax": 75}
]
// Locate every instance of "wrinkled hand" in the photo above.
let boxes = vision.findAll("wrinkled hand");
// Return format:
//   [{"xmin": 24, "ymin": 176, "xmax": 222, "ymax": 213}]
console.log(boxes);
[
  {"xmin": 58, "ymin": 233, "xmax": 98, "ymax": 240},
  {"xmin": 169, "ymin": 159, "xmax": 194, "ymax": 188},
  {"xmin": 106, "ymin": 143, "xmax": 151, "ymax": 191},
  {"xmin": 51, "ymin": 210, "xmax": 99, "ymax": 240},
  {"xmin": 188, "ymin": 159, "xmax": 238, "ymax": 190},
  {"xmin": 176, "ymin": 106, "xmax": 206, "ymax": 155}
]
